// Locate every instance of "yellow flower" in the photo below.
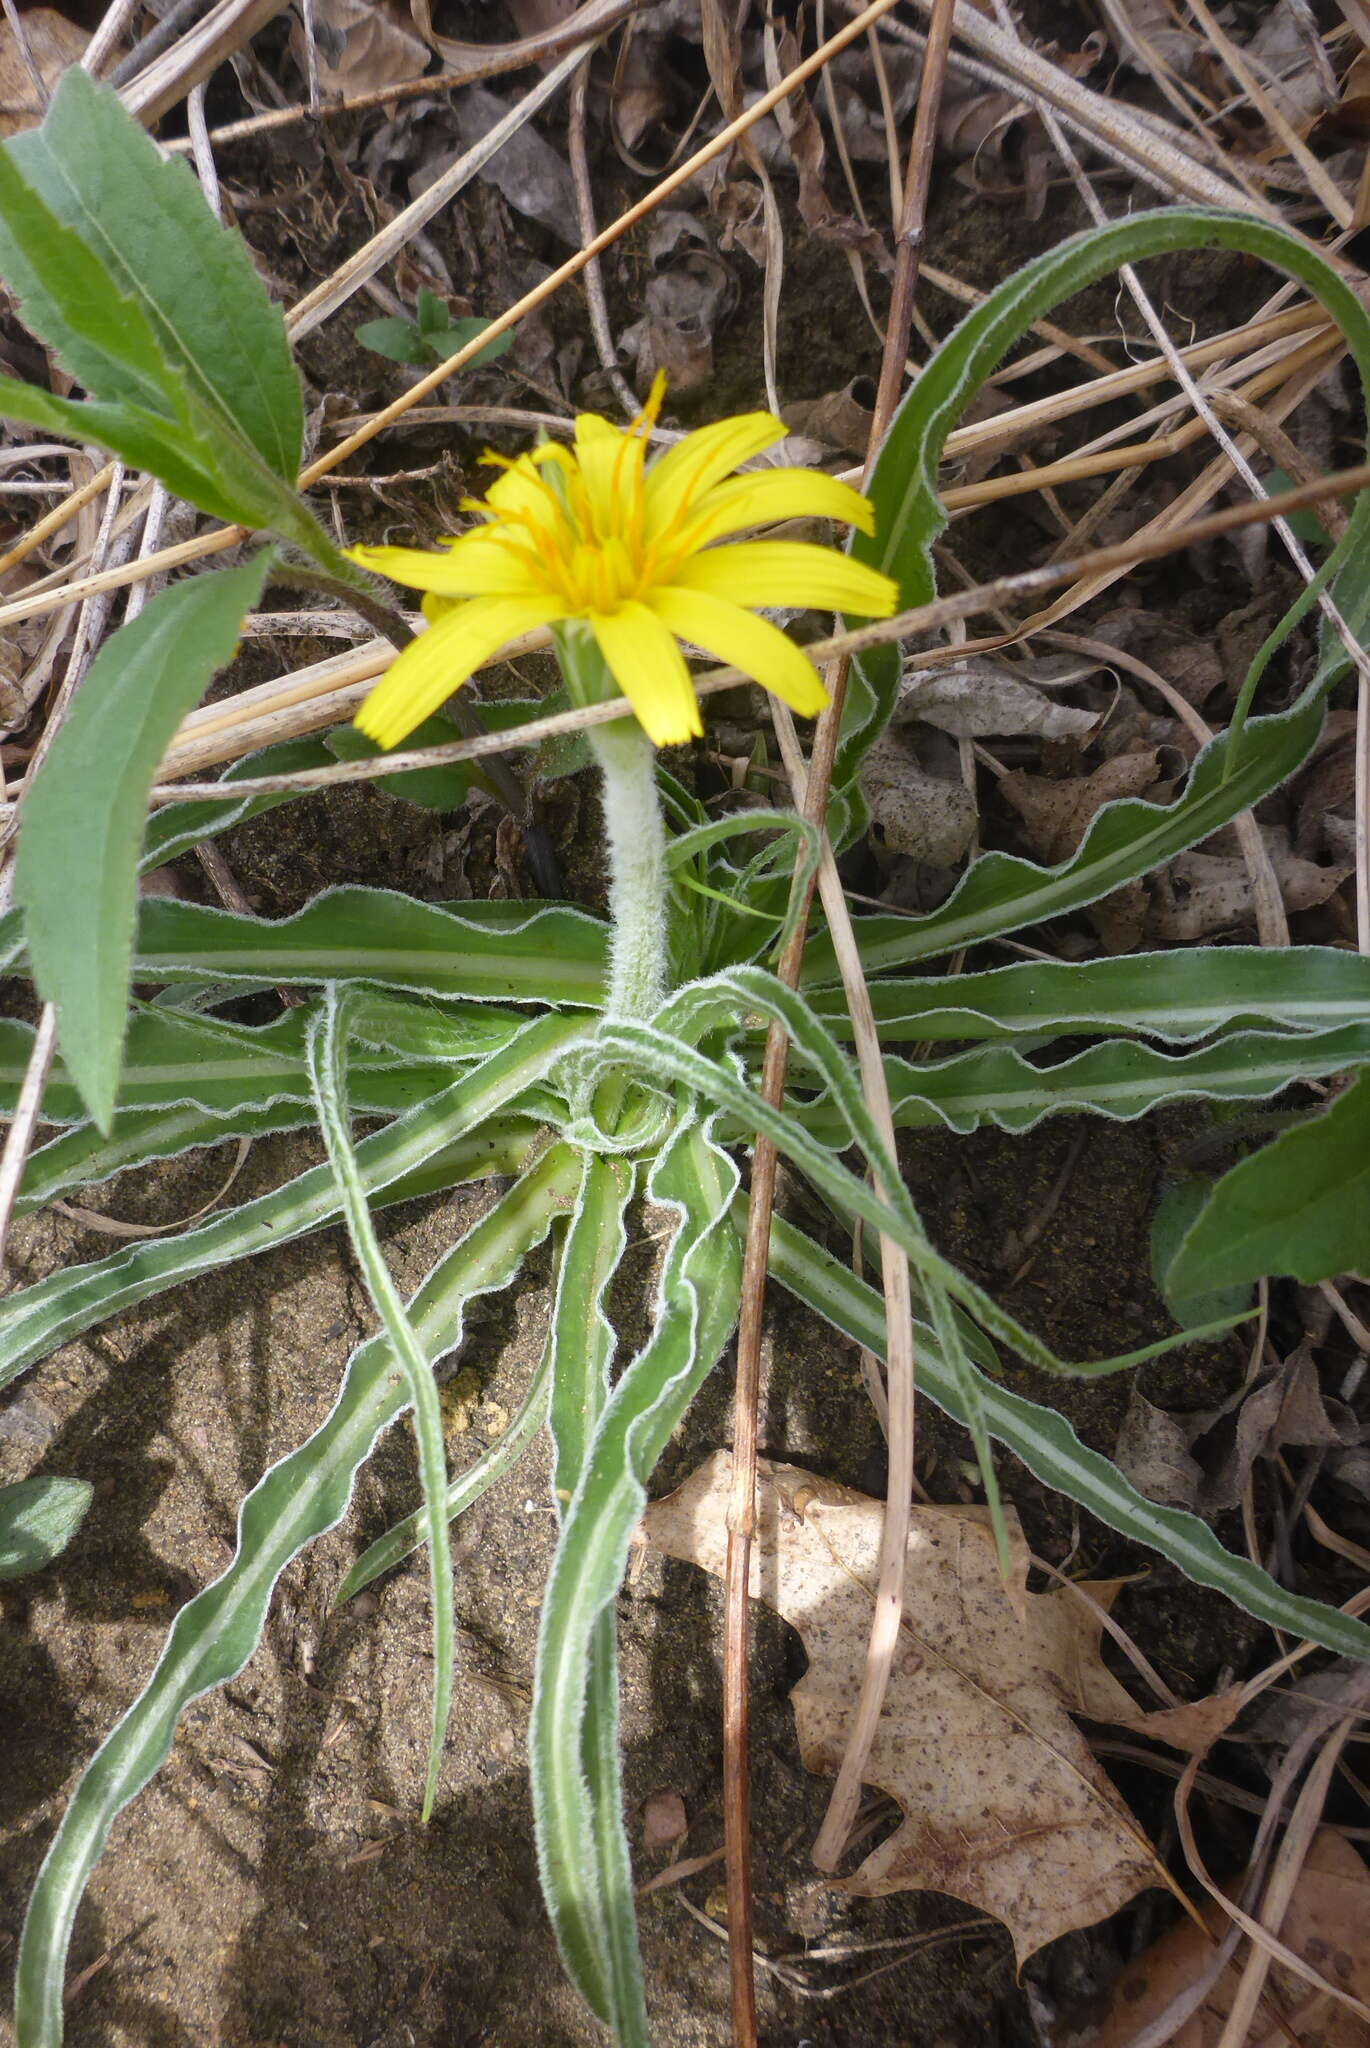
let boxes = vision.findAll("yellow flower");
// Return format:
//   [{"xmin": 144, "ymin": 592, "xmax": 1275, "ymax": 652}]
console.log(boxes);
[{"xmin": 347, "ymin": 377, "xmax": 898, "ymax": 749}]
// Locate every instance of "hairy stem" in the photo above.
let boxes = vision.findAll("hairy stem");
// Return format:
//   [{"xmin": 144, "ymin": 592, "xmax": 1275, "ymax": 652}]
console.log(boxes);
[{"xmin": 588, "ymin": 718, "xmax": 669, "ymax": 1022}]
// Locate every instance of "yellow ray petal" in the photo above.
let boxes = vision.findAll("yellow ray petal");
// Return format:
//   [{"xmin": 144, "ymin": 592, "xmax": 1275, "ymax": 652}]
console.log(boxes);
[
  {"xmin": 590, "ymin": 599, "xmax": 703, "ymax": 748},
  {"xmin": 672, "ymin": 541, "xmax": 897, "ymax": 619},
  {"xmin": 572, "ymin": 411, "xmax": 639, "ymax": 533},
  {"xmin": 356, "ymin": 594, "xmax": 566, "ymax": 748},
  {"xmin": 650, "ymin": 585, "xmax": 828, "ymax": 719},
  {"xmin": 669, "ymin": 468, "xmax": 876, "ymax": 553},
  {"xmin": 644, "ymin": 412, "xmax": 786, "ymax": 531},
  {"xmin": 346, "ymin": 538, "xmax": 544, "ymax": 599}
]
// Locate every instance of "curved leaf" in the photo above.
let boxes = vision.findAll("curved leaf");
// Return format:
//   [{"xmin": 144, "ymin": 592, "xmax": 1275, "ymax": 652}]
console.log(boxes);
[
  {"xmin": 1169, "ymin": 1069, "xmax": 1370, "ymax": 1294},
  {"xmin": 15, "ymin": 1144, "xmax": 581, "ymax": 2048},
  {"xmin": 0, "ymin": 1012, "xmax": 588, "ymax": 1390},
  {"xmin": 762, "ymin": 1212, "xmax": 1370, "ymax": 1663},
  {"xmin": 803, "ymin": 947, "xmax": 1370, "ymax": 1044}
]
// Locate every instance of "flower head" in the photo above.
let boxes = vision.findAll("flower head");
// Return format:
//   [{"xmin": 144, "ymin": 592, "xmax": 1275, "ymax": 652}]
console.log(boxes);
[{"xmin": 347, "ymin": 376, "xmax": 897, "ymax": 749}]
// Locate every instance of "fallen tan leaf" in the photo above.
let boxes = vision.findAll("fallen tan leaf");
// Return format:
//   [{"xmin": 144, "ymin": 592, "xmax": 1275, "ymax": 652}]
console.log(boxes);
[
  {"xmin": 1050, "ymin": 1827, "xmax": 1370, "ymax": 2048},
  {"xmin": 640, "ymin": 1452, "xmax": 1161, "ymax": 1963},
  {"xmin": 0, "ymin": 9, "xmax": 87, "ymax": 140},
  {"xmin": 863, "ymin": 732, "xmax": 977, "ymax": 867},
  {"xmin": 310, "ymin": 0, "xmax": 427, "ymax": 95},
  {"xmin": 1000, "ymin": 752, "xmax": 1166, "ymax": 865},
  {"xmin": 896, "ymin": 663, "xmax": 1099, "ymax": 742}
]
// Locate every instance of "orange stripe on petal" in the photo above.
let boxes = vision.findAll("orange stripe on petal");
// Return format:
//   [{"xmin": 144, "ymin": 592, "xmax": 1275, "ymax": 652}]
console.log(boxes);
[
  {"xmin": 590, "ymin": 600, "xmax": 703, "ymax": 748},
  {"xmin": 355, "ymin": 595, "xmax": 565, "ymax": 749},
  {"xmin": 650, "ymin": 586, "xmax": 828, "ymax": 719},
  {"xmin": 644, "ymin": 413, "xmax": 785, "ymax": 533}
]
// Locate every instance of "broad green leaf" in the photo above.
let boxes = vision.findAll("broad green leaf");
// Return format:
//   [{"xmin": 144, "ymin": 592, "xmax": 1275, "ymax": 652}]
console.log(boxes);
[
  {"xmin": 307, "ymin": 985, "xmax": 455, "ymax": 1822},
  {"xmin": 842, "ymin": 207, "xmax": 1370, "ymax": 793},
  {"xmin": 0, "ymin": 1011, "xmax": 588, "ymax": 1390},
  {"xmin": 7, "ymin": 66, "xmax": 302, "ymax": 479},
  {"xmin": 354, "ymin": 315, "xmax": 433, "ymax": 365},
  {"xmin": 783, "ymin": 1024, "xmax": 1370, "ymax": 1140},
  {"xmin": 0, "ymin": 376, "xmax": 254, "ymax": 527},
  {"xmin": 1168, "ymin": 1070, "xmax": 1370, "ymax": 1294},
  {"xmin": 1150, "ymin": 1181, "xmax": 1253, "ymax": 1331},
  {"xmin": 532, "ymin": 1123, "xmax": 740, "ymax": 2039},
  {"xmin": 0, "ymin": 1477, "xmax": 92, "ymax": 1581},
  {"xmin": 13, "ymin": 555, "xmax": 273, "ymax": 1133},
  {"xmin": 326, "ymin": 714, "xmax": 481, "ymax": 810},
  {"xmin": 803, "ymin": 947, "xmax": 1370, "ymax": 1043},
  {"xmin": 762, "ymin": 1212, "xmax": 1370, "ymax": 1662},
  {"xmin": 15, "ymin": 1143, "xmax": 582, "ymax": 2048}
]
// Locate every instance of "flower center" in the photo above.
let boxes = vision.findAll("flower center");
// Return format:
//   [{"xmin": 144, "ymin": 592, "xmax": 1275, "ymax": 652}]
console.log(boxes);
[{"xmin": 472, "ymin": 381, "xmax": 707, "ymax": 618}]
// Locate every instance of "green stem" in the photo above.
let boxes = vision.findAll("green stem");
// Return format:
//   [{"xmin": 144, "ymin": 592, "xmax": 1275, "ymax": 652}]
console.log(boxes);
[{"xmin": 588, "ymin": 718, "xmax": 669, "ymax": 1022}]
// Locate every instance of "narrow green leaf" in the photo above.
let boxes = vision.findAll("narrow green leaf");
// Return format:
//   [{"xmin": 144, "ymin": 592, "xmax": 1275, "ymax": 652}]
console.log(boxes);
[
  {"xmin": 593, "ymin": 969, "xmax": 1244, "ymax": 1383},
  {"xmin": 139, "ymin": 737, "xmax": 340, "ymax": 872},
  {"xmin": 803, "ymin": 947, "xmax": 1370, "ymax": 1044},
  {"xmin": 784, "ymin": 1025, "xmax": 1370, "ymax": 1140},
  {"xmin": 0, "ymin": 1011, "xmax": 588, "ymax": 1390},
  {"xmin": 762, "ymin": 1211, "xmax": 1370, "ymax": 1663},
  {"xmin": 15, "ymin": 1143, "xmax": 581, "ymax": 2048},
  {"xmin": 842, "ymin": 207, "xmax": 1370, "ymax": 792},
  {"xmin": 0, "ymin": 1005, "xmax": 457, "ymax": 1124},
  {"xmin": 0, "ymin": 1477, "xmax": 92, "ymax": 1581},
  {"xmin": 336, "ymin": 1339, "xmax": 551, "ymax": 1600},
  {"xmin": 532, "ymin": 1124, "xmax": 740, "ymax": 2038},
  {"xmin": 44, "ymin": 888, "xmax": 611, "ymax": 1009},
  {"xmin": 15, "ymin": 1101, "xmax": 322, "ymax": 1217},
  {"xmin": 541, "ymin": 1152, "xmax": 640, "ymax": 2034},
  {"xmin": 7, "ymin": 66, "xmax": 302, "ymax": 479},
  {"xmin": 13, "ymin": 554, "xmax": 272, "ymax": 1133},
  {"xmin": 1168, "ymin": 1070, "xmax": 1370, "ymax": 1294},
  {"xmin": 307, "ymin": 985, "xmax": 455, "ymax": 1822},
  {"xmin": 806, "ymin": 689, "xmax": 1325, "ymax": 980}
]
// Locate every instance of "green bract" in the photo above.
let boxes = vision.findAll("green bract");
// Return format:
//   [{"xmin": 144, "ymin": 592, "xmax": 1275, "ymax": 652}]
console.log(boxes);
[{"xmin": 1, "ymin": 75, "xmax": 1369, "ymax": 2048}]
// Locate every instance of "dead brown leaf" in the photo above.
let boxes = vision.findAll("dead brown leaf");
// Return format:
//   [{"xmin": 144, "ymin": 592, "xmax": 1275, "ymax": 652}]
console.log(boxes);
[
  {"xmin": 0, "ymin": 8, "xmax": 87, "ymax": 138},
  {"xmin": 863, "ymin": 731, "xmax": 978, "ymax": 867},
  {"xmin": 1147, "ymin": 832, "xmax": 1351, "ymax": 942},
  {"xmin": 1116, "ymin": 1345, "xmax": 1364, "ymax": 1518},
  {"xmin": 896, "ymin": 663, "xmax": 1099, "ymax": 743},
  {"xmin": 1000, "ymin": 752, "xmax": 1167, "ymax": 865},
  {"xmin": 1050, "ymin": 1827, "xmax": 1370, "ymax": 2047},
  {"xmin": 640, "ymin": 1452, "xmax": 1160, "ymax": 1963}
]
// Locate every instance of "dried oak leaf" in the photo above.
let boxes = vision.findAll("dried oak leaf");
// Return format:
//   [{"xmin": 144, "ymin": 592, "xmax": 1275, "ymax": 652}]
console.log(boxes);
[
  {"xmin": 640, "ymin": 1452, "xmax": 1159, "ymax": 1962},
  {"xmin": 1050, "ymin": 1827, "xmax": 1370, "ymax": 2048}
]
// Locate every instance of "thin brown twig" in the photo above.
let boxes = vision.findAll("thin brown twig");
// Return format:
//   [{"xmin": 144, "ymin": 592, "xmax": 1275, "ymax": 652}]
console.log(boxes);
[
  {"xmin": 721, "ymin": 7, "xmax": 956, "ymax": 2032},
  {"xmin": 111, "ymin": 453, "xmax": 1370, "ymax": 807}
]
